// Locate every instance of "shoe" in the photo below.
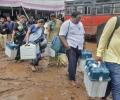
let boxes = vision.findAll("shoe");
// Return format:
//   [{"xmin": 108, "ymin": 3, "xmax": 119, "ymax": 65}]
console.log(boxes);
[
  {"xmin": 32, "ymin": 59, "xmax": 39, "ymax": 66},
  {"xmin": 31, "ymin": 65, "xmax": 37, "ymax": 72},
  {"xmin": 100, "ymin": 97, "xmax": 107, "ymax": 100},
  {"xmin": 19, "ymin": 60, "xmax": 24, "ymax": 62},
  {"xmin": 15, "ymin": 56, "xmax": 20, "ymax": 61}
]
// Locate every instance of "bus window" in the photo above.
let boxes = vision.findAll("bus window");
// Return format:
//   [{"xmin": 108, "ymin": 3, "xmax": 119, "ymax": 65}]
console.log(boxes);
[
  {"xmin": 96, "ymin": 5, "xmax": 104, "ymax": 14},
  {"xmin": 86, "ymin": 6, "xmax": 91, "ymax": 15},
  {"xmin": 66, "ymin": 6, "xmax": 76, "ymax": 15},
  {"xmin": 114, "ymin": 3, "xmax": 120, "ymax": 14},
  {"xmin": 76, "ymin": 6, "xmax": 91, "ymax": 15},
  {"xmin": 77, "ymin": 6, "xmax": 84, "ymax": 14},
  {"xmin": 103, "ymin": 4, "xmax": 112, "ymax": 14},
  {"xmin": 85, "ymin": 6, "xmax": 87, "ymax": 14}
]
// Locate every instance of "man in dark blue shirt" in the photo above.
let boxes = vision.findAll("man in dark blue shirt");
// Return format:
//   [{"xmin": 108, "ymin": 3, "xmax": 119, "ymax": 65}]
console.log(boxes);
[{"xmin": 6, "ymin": 16, "xmax": 14, "ymax": 40}]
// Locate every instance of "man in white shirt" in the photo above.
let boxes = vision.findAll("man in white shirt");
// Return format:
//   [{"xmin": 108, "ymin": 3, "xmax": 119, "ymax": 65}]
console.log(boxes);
[{"xmin": 59, "ymin": 12, "xmax": 85, "ymax": 86}]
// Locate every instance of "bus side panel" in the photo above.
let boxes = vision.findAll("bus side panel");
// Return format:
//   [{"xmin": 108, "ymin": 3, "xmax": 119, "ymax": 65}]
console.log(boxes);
[
  {"xmin": 64, "ymin": 15, "xmax": 111, "ymax": 39},
  {"xmin": 81, "ymin": 15, "xmax": 111, "ymax": 38},
  {"xmin": 65, "ymin": 15, "xmax": 111, "ymax": 25},
  {"xmin": 81, "ymin": 15, "xmax": 111, "ymax": 26}
]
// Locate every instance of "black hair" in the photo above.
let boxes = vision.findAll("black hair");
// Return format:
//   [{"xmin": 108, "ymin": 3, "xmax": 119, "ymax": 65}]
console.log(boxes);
[
  {"xmin": 71, "ymin": 12, "xmax": 80, "ymax": 18},
  {"xmin": 36, "ymin": 19, "xmax": 45, "ymax": 24},
  {"xmin": 50, "ymin": 13, "xmax": 56, "ymax": 17}
]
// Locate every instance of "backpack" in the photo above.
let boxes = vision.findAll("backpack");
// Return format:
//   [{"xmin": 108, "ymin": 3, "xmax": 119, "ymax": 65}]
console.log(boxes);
[
  {"xmin": 29, "ymin": 25, "xmax": 47, "ymax": 51},
  {"xmin": 96, "ymin": 16, "xmax": 120, "ymax": 48},
  {"xmin": 51, "ymin": 21, "xmax": 70, "ymax": 54},
  {"xmin": 29, "ymin": 25, "xmax": 44, "ymax": 43}
]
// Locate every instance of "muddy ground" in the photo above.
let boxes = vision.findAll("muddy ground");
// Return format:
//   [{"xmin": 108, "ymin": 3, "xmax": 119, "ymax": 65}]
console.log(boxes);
[{"xmin": 0, "ymin": 42, "xmax": 111, "ymax": 100}]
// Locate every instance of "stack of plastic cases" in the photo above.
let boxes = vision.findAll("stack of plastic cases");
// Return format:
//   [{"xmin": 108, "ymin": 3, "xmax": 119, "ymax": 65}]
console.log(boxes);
[
  {"xmin": 5, "ymin": 42, "xmax": 18, "ymax": 59},
  {"xmin": 84, "ymin": 60, "xmax": 110, "ymax": 97},
  {"xmin": 89, "ymin": 66, "xmax": 110, "ymax": 81},
  {"xmin": 79, "ymin": 50, "xmax": 92, "ymax": 72},
  {"xmin": 84, "ymin": 71, "xmax": 109, "ymax": 97},
  {"xmin": 84, "ymin": 58, "xmax": 95, "ymax": 73},
  {"xmin": 85, "ymin": 60, "xmax": 110, "ymax": 81},
  {"xmin": 20, "ymin": 43, "xmax": 36, "ymax": 60},
  {"xmin": 81, "ymin": 50, "xmax": 92, "ymax": 59}
]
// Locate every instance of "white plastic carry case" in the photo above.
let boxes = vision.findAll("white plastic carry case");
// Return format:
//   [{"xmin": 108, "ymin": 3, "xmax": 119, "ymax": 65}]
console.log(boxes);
[
  {"xmin": 5, "ymin": 42, "xmax": 18, "ymax": 59},
  {"xmin": 84, "ymin": 71, "xmax": 109, "ymax": 97},
  {"xmin": 84, "ymin": 61, "xmax": 110, "ymax": 97},
  {"xmin": 20, "ymin": 43, "xmax": 36, "ymax": 60}
]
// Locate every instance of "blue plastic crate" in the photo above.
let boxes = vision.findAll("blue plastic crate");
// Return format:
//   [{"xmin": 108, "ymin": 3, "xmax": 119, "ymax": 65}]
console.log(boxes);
[
  {"xmin": 84, "ymin": 71, "xmax": 109, "ymax": 97},
  {"xmin": 6, "ymin": 42, "xmax": 18, "ymax": 49},
  {"xmin": 85, "ymin": 61, "xmax": 110, "ymax": 81},
  {"xmin": 85, "ymin": 58, "xmax": 96, "ymax": 72},
  {"xmin": 81, "ymin": 50, "xmax": 92, "ymax": 59}
]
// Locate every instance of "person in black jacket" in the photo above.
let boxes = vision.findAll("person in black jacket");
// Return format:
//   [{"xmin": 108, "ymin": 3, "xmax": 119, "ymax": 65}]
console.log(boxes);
[
  {"xmin": 6, "ymin": 16, "xmax": 15, "ymax": 40},
  {"xmin": 11, "ymin": 15, "xmax": 27, "ymax": 60}
]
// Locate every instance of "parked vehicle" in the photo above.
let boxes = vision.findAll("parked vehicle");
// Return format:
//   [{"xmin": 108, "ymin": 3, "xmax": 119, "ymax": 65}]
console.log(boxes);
[{"xmin": 65, "ymin": 1, "xmax": 120, "ymax": 39}]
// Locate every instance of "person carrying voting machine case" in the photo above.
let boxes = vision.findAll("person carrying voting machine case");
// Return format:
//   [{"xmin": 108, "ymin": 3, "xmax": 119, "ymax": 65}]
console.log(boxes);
[
  {"xmin": 96, "ymin": 16, "xmax": 120, "ymax": 100},
  {"xmin": 11, "ymin": 15, "xmax": 27, "ymax": 61},
  {"xmin": 25, "ymin": 19, "xmax": 47, "ymax": 71},
  {"xmin": 59, "ymin": 12, "xmax": 85, "ymax": 86}
]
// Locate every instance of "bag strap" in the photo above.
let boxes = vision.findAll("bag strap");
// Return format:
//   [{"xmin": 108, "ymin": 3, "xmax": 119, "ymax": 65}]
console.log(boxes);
[
  {"xmin": 107, "ymin": 16, "xmax": 120, "ymax": 49},
  {"xmin": 41, "ymin": 27, "xmax": 45, "ymax": 35},
  {"xmin": 30, "ymin": 25, "xmax": 36, "ymax": 32},
  {"xmin": 65, "ymin": 21, "xmax": 70, "ymax": 38}
]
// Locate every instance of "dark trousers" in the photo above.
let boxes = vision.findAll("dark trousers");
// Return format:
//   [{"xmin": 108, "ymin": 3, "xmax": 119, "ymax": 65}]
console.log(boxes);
[
  {"xmin": 104, "ymin": 81, "xmax": 111, "ymax": 98},
  {"xmin": 14, "ymin": 35, "xmax": 25, "ymax": 60},
  {"xmin": 104, "ymin": 62, "xmax": 120, "ymax": 100},
  {"xmin": 66, "ymin": 47, "xmax": 81, "ymax": 81},
  {"xmin": 32, "ymin": 53, "xmax": 41, "ymax": 66}
]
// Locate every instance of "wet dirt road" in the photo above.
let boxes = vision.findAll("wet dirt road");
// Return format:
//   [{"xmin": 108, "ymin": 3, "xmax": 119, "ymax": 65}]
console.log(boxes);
[{"xmin": 0, "ymin": 42, "xmax": 100, "ymax": 100}]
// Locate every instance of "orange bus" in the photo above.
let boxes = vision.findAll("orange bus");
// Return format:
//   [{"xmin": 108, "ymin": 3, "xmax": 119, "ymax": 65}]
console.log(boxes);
[{"xmin": 65, "ymin": 1, "xmax": 120, "ymax": 39}]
